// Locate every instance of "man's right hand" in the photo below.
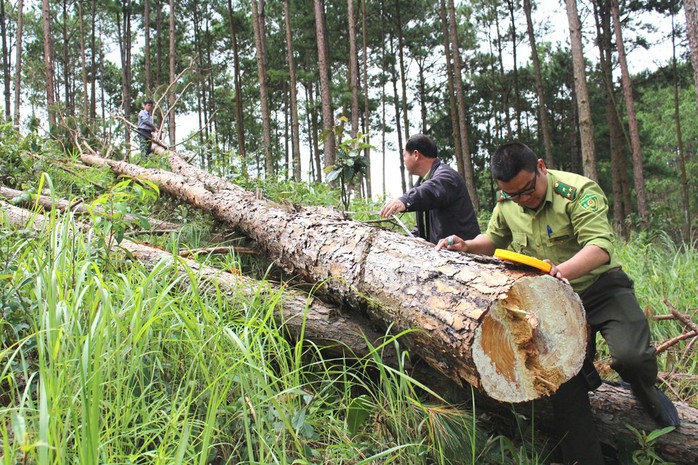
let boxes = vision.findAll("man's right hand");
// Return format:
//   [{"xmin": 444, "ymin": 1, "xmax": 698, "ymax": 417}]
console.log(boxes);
[
  {"xmin": 435, "ymin": 233, "xmax": 496, "ymax": 256},
  {"xmin": 380, "ymin": 198, "xmax": 406, "ymax": 217},
  {"xmin": 435, "ymin": 235, "xmax": 467, "ymax": 252}
]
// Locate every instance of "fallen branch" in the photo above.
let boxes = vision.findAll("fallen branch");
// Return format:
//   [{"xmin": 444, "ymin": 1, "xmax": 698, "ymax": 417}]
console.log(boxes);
[
  {"xmin": 178, "ymin": 245, "xmax": 260, "ymax": 258},
  {"xmin": 656, "ymin": 331, "xmax": 698, "ymax": 354},
  {"xmin": 0, "ymin": 185, "xmax": 181, "ymax": 232},
  {"xmin": 25, "ymin": 151, "xmax": 105, "ymax": 188}
]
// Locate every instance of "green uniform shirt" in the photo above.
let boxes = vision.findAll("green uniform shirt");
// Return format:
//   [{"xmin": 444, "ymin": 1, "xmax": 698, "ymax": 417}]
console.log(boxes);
[{"xmin": 485, "ymin": 169, "xmax": 619, "ymax": 292}]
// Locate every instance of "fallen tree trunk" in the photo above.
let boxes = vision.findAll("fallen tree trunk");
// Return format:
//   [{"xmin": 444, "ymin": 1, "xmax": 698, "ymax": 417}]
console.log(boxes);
[
  {"xmin": 0, "ymin": 199, "xmax": 396, "ymax": 365},
  {"xmin": 4, "ymin": 200, "xmax": 697, "ymax": 464},
  {"xmin": 0, "ymin": 185, "xmax": 181, "ymax": 232},
  {"xmin": 79, "ymin": 149, "xmax": 588, "ymax": 403}
]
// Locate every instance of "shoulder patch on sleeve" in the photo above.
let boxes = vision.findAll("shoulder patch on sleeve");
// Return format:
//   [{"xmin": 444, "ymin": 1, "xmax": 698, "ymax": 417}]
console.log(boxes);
[
  {"xmin": 579, "ymin": 192, "xmax": 599, "ymax": 211},
  {"xmin": 497, "ymin": 190, "xmax": 511, "ymax": 202},
  {"xmin": 554, "ymin": 181, "xmax": 578, "ymax": 201}
]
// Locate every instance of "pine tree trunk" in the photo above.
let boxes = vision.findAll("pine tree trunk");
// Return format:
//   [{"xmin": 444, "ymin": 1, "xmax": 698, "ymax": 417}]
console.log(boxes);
[
  {"xmin": 610, "ymin": 0, "xmax": 649, "ymax": 224},
  {"xmin": 42, "ymin": 0, "xmax": 56, "ymax": 129},
  {"xmin": 155, "ymin": 0, "xmax": 162, "ymax": 88},
  {"xmin": 494, "ymin": 12, "xmax": 512, "ymax": 139},
  {"xmin": 361, "ymin": 0, "xmax": 372, "ymax": 198},
  {"xmin": 389, "ymin": 29, "xmax": 406, "ymax": 193},
  {"xmin": 117, "ymin": 2, "xmax": 132, "ymax": 144},
  {"xmin": 144, "ymin": 0, "xmax": 151, "ymax": 96},
  {"xmin": 594, "ymin": 0, "xmax": 626, "ymax": 236},
  {"xmin": 507, "ymin": 0, "xmax": 522, "ymax": 138},
  {"xmin": 439, "ymin": 0, "xmax": 463, "ymax": 177},
  {"xmin": 565, "ymin": 0, "xmax": 597, "ymax": 180},
  {"xmin": 227, "ymin": 0, "xmax": 246, "ymax": 161},
  {"xmin": 251, "ymin": 0, "xmax": 274, "ymax": 177},
  {"xmin": 90, "ymin": 0, "xmax": 96, "ymax": 120},
  {"xmin": 62, "ymin": 0, "xmax": 72, "ymax": 114},
  {"xmin": 523, "ymin": 0, "xmax": 554, "ymax": 167},
  {"xmin": 168, "ymin": 0, "xmax": 176, "ymax": 147},
  {"xmin": 283, "ymin": 0, "xmax": 302, "ymax": 181},
  {"xmin": 416, "ymin": 59, "xmax": 427, "ymax": 134},
  {"xmin": 306, "ymin": 80, "xmax": 322, "ymax": 182},
  {"xmin": 81, "ymin": 149, "xmax": 591, "ymax": 404},
  {"xmin": 12, "ymin": 0, "xmax": 23, "ymax": 127},
  {"xmin": 348, "ymin": 0, "xmax": 360, "ymax": 138},
  {"xmin": 192, "ymin": 0, "xmax": 207, "ymax": 158},
  {"xmin": 447, "ymin": 0, "xmax": 479, "ymax": 209},
  {"xmin": 78, "ymin": 2, "xmax": 88, "ymax": 122},
  {"xmin": 671, "ymin": 10, "xmax": 691, "ymax": 239},
  {"xmin": 1, "ymin": 0, "xmax": 10, "ymax": 120},
  {"xmin": 394, "ymin": 0, "xmax": 411, "ymax": 151},
  {"xmin": 314, "ymin": 0, "xmax": 336, "ymax": 168},
  {"xmin": 0, "ymin": 185, "xmax": 180, "ymax": 231}
]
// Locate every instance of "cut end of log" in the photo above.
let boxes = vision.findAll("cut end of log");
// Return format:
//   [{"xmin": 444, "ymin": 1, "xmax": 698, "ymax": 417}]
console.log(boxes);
[{"xmin": 473, "ymin": 275, "xmax": 586, "ymax": 403}]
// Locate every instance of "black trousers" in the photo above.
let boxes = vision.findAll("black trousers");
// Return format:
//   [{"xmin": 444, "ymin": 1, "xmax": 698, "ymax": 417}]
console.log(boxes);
[{"xmin": 552, "ymin": 268, "xmax": 658, "ymax": 465}]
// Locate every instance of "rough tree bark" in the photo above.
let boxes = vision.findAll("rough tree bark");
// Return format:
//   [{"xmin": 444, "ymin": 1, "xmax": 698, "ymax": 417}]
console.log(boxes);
[
  {"xmin": 523, "ymin": 0, "xmax": 554, "ymax": 167},
  {"xmin": 12, "ymin": 0, "xmax": 23, "ymax": 127},
  {"xmin": 438, "ymin": 0, "xmax": 464, "ymax": 177},
  {"xmin": 168, "ymin": 0, "xmax": 176, "ymax": 147},
  {"xmin": 610, "ymin": 0, "xmax": 649, "ymax": 224},
  {"xmin": 226, "ymin": 0, "xmax": 246, "ymax": 161},
  {"xmin": 1, "ymin": 0, "xmax": 10, "ymax": 120},
  {"xmin": 79, "ymin": 147, "xmax": 589, "ymax": 403},
  {"xmin": 446, "ymin": 0, "xmax": 479, "ymax": 209},
  {"xmin": 313, "ymin": 0, "xmax": 336, "ymax": 168},
  {"xmin": 565, "ymin": 0, "xmax": 598, "ymax": 181},
  {"xmin": 250, "ymin": 0, "xmax": 274, "ymax": 176},
  {"xmin": 3, "ymin": 199, "xmax": 697, "ymax": 464},
  {"xmin": 282, "ymin": 0, "xmax": 301, "ymax": 181},
  {"xmin": 41, "ymin": 0, "xmax": 56, "ymax": 129}
]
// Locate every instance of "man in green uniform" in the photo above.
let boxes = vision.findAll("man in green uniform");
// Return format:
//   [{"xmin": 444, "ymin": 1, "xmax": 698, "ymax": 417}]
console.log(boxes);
[{"xmin": 436, "ymin": 142, "xmax": 679, "ymax": 465}]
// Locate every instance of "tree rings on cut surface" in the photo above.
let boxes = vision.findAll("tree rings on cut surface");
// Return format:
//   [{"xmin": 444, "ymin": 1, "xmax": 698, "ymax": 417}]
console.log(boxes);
[{"xmin": 473, "ymin": 275, "xmax": 586, "ymax": 403}]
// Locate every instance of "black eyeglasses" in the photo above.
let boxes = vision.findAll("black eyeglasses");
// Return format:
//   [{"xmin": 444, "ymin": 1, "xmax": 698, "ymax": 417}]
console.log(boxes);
[{"xmin": 502, "ymin": 170, "xmax": 538, "ymax": 200}]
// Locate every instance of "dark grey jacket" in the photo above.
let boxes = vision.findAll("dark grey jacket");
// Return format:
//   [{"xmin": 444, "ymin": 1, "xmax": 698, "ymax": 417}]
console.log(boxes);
[{"xmin": 399, "ymin": 159, "xmax": 480, "ymax": 244}]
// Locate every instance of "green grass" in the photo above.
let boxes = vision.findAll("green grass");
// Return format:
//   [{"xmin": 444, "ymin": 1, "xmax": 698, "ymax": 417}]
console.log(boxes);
[
  {"xmin": 0, "ymin": 209, "xmax": 503, "ymax": 464},
  {"xmin": 615, "ymin": 233, "xmax": 698, "ymax": 405},
  {"xmin": 3, "ymin": 194, "xmax": 696, "ymax": 464}
]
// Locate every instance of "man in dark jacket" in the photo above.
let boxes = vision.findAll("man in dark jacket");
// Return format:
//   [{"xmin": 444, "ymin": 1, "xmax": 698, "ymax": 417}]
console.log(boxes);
[{"xmin": 380, "ymin": 134, "xmax": 479, "ymax": 244}]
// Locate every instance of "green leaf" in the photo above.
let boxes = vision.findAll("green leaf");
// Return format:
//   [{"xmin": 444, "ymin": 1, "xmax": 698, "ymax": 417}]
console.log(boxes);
[
  {"xmin": 346, "ymin": 395, "xmax": 373, "ymax": 436},
  {"xmin": 646, "ymin": 425, "xmax": 675, "ymax": 442},
  {"xmin": 325, "ymin": 169, "xmax": 341, "ymax": 183},
  {"xmin": 135, "ymin": 214, "xmax": 151, "ymax": 230}
]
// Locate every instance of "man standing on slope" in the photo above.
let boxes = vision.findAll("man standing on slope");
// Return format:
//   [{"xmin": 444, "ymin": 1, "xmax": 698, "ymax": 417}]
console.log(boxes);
[{"xmin": 137, "ymin": 99, "xmax": 157, "ymax": 159}]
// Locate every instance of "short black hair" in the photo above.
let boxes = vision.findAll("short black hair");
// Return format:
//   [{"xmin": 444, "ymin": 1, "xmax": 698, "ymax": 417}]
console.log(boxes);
[
  {"xmin": 491, "ymin": 142, "xmax": 538, "ymax": 182},
  {"xmin": 144, "ymin": 99, "xmax": 154, "ymax": 105},
  {"xmin": 405, "ymin": 134, "xmax": 437, "ymax": 158}
]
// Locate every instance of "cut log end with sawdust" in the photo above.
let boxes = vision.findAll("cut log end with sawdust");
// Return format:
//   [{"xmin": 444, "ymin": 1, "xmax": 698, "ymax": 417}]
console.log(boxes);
[{"xmin": 474, "ymin": 276, "xmax": 586, "ymax": 401}]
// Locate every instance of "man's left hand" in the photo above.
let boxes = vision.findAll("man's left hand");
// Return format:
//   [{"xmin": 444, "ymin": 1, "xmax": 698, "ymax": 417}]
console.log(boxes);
[{"xmin": 545, "ymin": 259, "xmax": 570, "ymax": 284}]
